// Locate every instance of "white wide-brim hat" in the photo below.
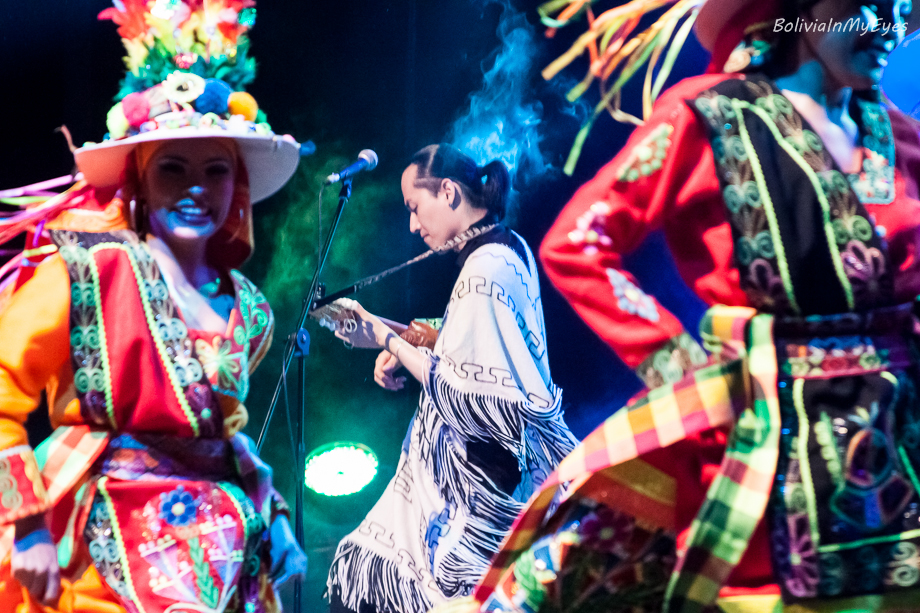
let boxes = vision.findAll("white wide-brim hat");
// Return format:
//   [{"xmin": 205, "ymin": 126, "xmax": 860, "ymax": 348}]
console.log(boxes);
[{"xmin": 74, "ymin": 125, "xmax": 301, "ymax": 204}]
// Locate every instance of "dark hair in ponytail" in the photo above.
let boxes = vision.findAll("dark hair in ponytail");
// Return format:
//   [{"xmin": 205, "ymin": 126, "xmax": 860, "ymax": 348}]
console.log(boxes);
[{"xmin": 409, "ymin": 144, "xmax": 511, "ymax": 221}]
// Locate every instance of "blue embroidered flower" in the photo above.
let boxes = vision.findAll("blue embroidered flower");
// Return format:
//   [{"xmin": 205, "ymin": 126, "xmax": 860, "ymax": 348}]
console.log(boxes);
[{"xmin": 159, "ymin": 486, "xmax": 197, "ymax": 526}]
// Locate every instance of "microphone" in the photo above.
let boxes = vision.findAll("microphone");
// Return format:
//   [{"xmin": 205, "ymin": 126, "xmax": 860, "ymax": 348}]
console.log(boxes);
[
  {"xmin": 324, "ymin": 149, "xmax": 378, "ymax": 184},
  {"xmin": 299, "ymin": 141, "xmax": 317, "ymax": 157}
]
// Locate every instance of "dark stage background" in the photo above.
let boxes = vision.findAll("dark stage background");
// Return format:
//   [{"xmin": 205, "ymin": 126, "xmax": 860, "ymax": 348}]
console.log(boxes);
[{"xmin": 0, "ymin": 1, "xmax": 711, "ymax": 610}]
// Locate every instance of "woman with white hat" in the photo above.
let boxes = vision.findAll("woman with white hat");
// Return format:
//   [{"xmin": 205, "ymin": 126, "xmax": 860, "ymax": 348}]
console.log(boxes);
[
  {"xmin": 0, "ymin": 2, "xmax": 306, "ymax": 611},
  {"xmin": 457, "ymin": 0, "xmax": 920, "ymax": 611}
]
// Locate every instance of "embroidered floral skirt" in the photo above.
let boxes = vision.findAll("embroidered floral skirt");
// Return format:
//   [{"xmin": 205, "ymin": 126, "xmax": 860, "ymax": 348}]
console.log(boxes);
[{"xmin": 81, "ymin": 434, "xmax": 275, "ymax": 613}]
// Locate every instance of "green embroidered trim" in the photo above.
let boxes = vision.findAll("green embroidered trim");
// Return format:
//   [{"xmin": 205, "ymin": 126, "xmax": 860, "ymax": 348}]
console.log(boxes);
[
  {"xmin": 87, "ymin": 249, "xmax": 118, "ymax": 430},
  {"xmin": 21, "ymin": 244, "xmax": 58, "ymax": 259},
  {"xmin": 792, "ymin": 377, "xmax": 821, "ymax": 549},
  {"xmin": 231, "ymin": 269, "xmax": 273, "ymax": 364},
  {"xmin": 59, "ymin": 239, "xmax": 113, "ymax": 428},
  {"xmin": 216, "ymin": 481, "xmax": 255, "ymax": 577},
  {"xmin": 233, "ymin": 270, "xmax": 267, "ymax": 338},
  {"xmin": 92, "ymin": 243, "xmax": 201, "ymax": 436},
  {"xmin": 849, "ymin": 99, "xmax": 896, "ymax": 205},
  {"xmin": 636, "ymin": 332, "xmax": 708, "ymax": 389},
  {"xmin": 735, "ymin": 101, "xmax": 855, "ymax": 311},
  {"xmin": 732, "ymin": 100, "xmax": 801, "ymax": 315},
  {"xmin": 815, "ymin": 411, "xmax": 843, "ymax": 486},
  {"xmin": 898, "ymin": 446, "xmax": 920, "ymax": 502},
  {"xmin": 818, "ymin": 528, "xmax": 920, "ymax": 554},
  {"xmin": 97, "ymin": 477, "xmax": 149, "ymax": 613},
  {"xmin": 217, "ymin": 481, "xmax": 258, "ymax": 542},
  {"xmin": 616, "ymin": 123, "xmax": 675, "ymax": 182},
  {"xmin": 189, "ymin": 536, "xmax": 220, "ymax": 608}
]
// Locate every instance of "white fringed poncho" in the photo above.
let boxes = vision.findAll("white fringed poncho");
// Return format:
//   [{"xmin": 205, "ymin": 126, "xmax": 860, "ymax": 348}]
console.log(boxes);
[{"xmin": 328, "ymin": 228, "xmax": 577, "ymax": 612}]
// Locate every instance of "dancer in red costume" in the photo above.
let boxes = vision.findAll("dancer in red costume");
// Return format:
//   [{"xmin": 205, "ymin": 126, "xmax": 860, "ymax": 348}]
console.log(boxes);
[
  {"xmin": 0, "ymin": 2, "xmax": 306, "ymax": 611},
  {"xmin": 448, "ymin": 0, "xmax": 920, "ymax": 611}
]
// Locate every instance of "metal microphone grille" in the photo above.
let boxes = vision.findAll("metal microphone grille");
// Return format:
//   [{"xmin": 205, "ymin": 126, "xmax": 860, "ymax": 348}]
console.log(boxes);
[{"xmin": 358, "ymin": 149, "xmax": 379, "ymax": 171}]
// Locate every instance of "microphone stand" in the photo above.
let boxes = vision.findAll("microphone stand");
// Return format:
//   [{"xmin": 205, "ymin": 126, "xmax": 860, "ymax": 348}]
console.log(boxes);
[{"xmin": 256, "ymin": 177, "xmax": 353, "ymax": 613}]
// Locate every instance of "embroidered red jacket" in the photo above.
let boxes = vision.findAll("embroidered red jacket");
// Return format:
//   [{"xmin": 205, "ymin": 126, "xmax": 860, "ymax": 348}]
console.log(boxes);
[
  {"xmin": 539, "ymin": 72, "xmax": 920, "ymax": 594},
  {"xmin": 541, "ymin": 74, "xmax": 920, "ymax": 380}
]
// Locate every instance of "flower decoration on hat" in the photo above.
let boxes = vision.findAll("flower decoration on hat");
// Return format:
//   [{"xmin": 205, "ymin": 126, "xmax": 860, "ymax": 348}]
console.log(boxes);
[
  {"xmin": 97, "ymin": 0, "xmax": 269, "ymax": 141},
  {"xmin": 164, "ymin": 71, "xmax": 207, "ymax": 104},
  {"xmin": 100, "ymin": 0, "xmax": 257, "ymax": 93}
]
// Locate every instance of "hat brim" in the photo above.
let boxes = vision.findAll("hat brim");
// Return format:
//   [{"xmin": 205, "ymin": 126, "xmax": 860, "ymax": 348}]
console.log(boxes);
[
  {"xmin": 695, "ymin": 0, "xmax": 763, "ymax": 52},
  {"xmin": 74, "ymin": 127, "xmax": 301, "ymax": 203},
  {"xmin": 697, "ymin": 0, "xmax": 920, "ymax": 53}
]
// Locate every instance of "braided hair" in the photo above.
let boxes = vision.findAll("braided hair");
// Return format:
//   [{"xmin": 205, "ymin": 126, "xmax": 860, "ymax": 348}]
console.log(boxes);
[{"xmin": 409, "ymin": 144, "xmax": 511, "ymax": 221}]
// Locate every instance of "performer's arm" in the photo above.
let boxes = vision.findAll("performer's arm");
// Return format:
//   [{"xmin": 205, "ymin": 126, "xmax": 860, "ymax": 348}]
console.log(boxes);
[
  {"xmin": 0, "ymin": 254, "xmax": 71, "ymax": 604},
  {"xmin": 382, "ymin": 333, "xmax": 426, "ymax": 383},
  {"xmin": 328, "ymin": 299, "xmax": 429, "ymax": 385},
  {"xmin": 229, "ymin": 433, "xmax": 307, "ymax": 586},
  {"xmin": 0, "ymin": 255, "xmax": 70, "ymax": 522},
  {"xmin": 540, "ymin": 79, "xmax": 723, "ymax": 387}
]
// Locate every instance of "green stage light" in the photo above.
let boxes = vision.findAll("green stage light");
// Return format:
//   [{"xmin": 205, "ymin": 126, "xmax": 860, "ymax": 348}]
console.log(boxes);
[{"xmin": 304, "ymin": 442, "xmax": 378, "ymax": 497}]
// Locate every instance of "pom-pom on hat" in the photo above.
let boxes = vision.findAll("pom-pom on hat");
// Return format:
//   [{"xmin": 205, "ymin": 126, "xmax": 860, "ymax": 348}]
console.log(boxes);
[{"xmin": 74, "ymin": 0, "xmax": 300, "ymax": 203}]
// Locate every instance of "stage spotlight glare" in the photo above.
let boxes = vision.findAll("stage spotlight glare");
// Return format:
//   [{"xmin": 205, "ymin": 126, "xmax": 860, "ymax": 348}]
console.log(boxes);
[{"xmin": 304, "ymin": 442, "xmax": 378, "ymax": 497}]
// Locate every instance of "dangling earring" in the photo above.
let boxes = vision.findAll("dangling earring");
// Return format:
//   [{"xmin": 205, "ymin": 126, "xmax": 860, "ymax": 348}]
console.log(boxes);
[
  {"xmin": 131, "ymin": 198, "xmax": 148, "ymax": 234},
  {"xmin": 225, "ymin": 206, "xmax": 247, "ymax": 243},
  {"xmin": 723, "ymin": 22, "xmax": 774, "ymax": 73}
]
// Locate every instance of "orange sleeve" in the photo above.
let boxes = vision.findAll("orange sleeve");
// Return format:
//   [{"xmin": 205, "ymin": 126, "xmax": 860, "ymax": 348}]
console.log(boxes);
[
  {"xmin": 0, "ymin": 254, "xmax": 71, "ymax": 449},
  {"xmin": 540, "ymin": 76, "xmax": 728, "ymax": 386}
]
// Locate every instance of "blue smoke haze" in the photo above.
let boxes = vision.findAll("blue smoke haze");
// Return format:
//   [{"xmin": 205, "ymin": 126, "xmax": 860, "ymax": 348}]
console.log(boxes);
[{"xmin": 449, "ymin": 0, "xmax": 551, "ymax": 187}]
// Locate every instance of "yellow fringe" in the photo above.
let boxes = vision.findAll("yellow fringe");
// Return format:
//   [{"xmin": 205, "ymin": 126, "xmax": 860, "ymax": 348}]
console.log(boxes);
[{"xmin": 539, "ymin": 0, "xmax": 705, "ymax": 173}]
